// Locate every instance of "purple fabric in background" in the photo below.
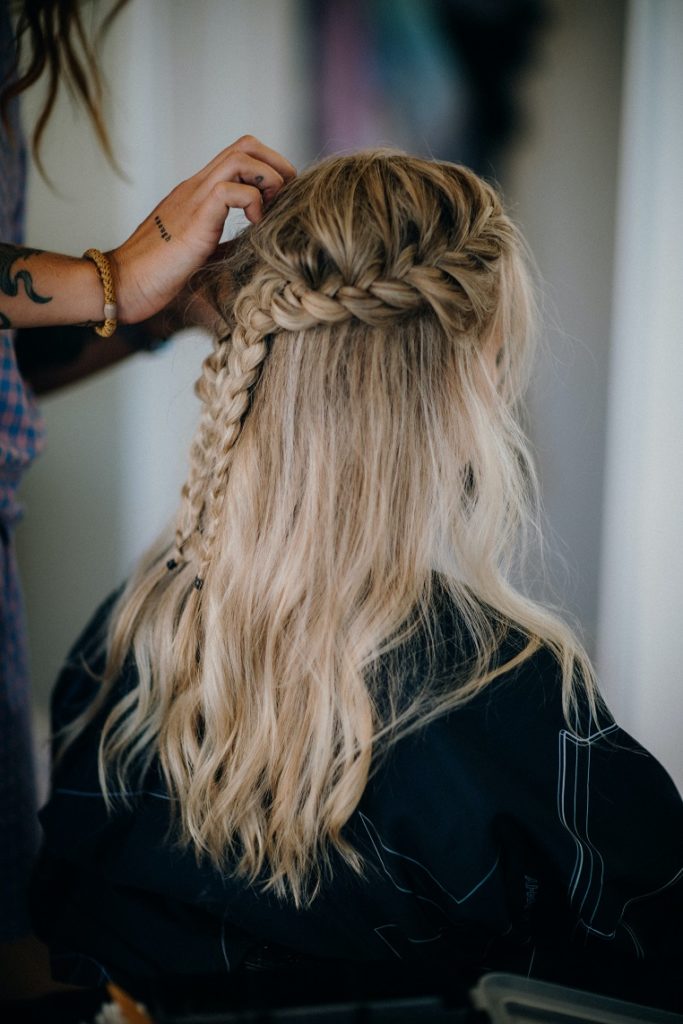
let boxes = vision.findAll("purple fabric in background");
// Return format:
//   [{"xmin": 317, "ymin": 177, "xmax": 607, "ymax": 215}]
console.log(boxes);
[
  {"xmin": 318, "ymin": 0, "xmax": 385, "ymax": 152},
  {"xmin": 311, "ymin": 0, "xmax": 546, "ymax": 175},
  {"xmin": 0, "ymin": 1, "xmax": 45, "ymax": 940}
]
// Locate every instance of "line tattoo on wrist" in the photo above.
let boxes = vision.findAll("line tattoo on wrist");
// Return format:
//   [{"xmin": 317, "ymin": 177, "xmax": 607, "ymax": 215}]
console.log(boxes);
[
  {"xmin": 154, "ymin": 215, "xmax": 172, "ymax": 242},
  {"xmin": 0, "ymin": 244, "xmax": 52, "ymax": 329}
]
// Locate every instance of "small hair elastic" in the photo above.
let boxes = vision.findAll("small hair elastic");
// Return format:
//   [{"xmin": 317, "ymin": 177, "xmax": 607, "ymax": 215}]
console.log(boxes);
[{"xmin": 83, "ymin": 248, "xmax": 118, "ymax": 337}]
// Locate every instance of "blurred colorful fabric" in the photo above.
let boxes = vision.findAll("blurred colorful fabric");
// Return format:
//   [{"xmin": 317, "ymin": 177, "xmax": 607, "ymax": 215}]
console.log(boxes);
[{"xmin": 311, "ymin": 0, "xmax": 546, "ymax": 175}]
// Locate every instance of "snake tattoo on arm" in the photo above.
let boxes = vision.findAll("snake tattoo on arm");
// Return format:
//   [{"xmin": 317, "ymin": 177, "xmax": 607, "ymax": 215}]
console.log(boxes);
[{"xmin": 0, "ymin": 244, "xmax": 52, "ymax": 329}]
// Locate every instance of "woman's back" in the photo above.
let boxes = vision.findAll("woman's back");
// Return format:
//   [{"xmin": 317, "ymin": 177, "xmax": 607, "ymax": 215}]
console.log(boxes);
[
  {"xmin": 33, "ymin": 151, "xmax": 683, "ymax": 1010},
  {"xmin": 35, "ymin": 584, "xmax": 683, "ymax": 1007}
]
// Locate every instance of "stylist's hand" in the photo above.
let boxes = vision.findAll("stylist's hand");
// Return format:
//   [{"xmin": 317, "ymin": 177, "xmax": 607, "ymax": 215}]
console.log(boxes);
[{"xmin": 110, "ymin": 135, "xmax": 295, "ymax": 324}]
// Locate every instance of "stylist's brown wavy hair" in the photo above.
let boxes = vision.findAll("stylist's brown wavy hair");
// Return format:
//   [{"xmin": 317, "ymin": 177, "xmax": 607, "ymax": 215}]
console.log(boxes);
[
  {"xmin": 1, "ymin": 0, "xmax": 129, "ymax": 175},
  {"xmin": 69, "ymin": 152, "xmax": 597, "ymax": 905}
]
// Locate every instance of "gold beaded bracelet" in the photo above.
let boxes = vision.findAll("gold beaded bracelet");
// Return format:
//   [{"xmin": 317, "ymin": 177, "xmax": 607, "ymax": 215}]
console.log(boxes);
[{"xmin": 83, "ymin": 247, "xmax": 118, "ymax": 337}]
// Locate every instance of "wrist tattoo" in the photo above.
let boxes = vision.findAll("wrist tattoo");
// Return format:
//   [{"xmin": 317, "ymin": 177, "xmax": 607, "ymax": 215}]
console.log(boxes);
[
  {"xmin": 255, "ymin": 175, "xmax": 264, "ymax": 187},
  {"xmin": 154, "ymin": 215, "xmax": 172, "ymax": 242},
  {"xmin": 0, "ymin": 245, "xmax": 52, "ymax": 329}
]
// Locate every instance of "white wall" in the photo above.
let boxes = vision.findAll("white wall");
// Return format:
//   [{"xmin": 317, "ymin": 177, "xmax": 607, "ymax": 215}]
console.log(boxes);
[
  {"xmin": 504, "ymin": 0, "xmax": 626, "ymax": 653},
  {"xmin": 16, "ymin": 0, "xmax": 311, "ymax": 712},
  {"xmin": 505, "ymin": 0, "xmax": 683, "ymax": 789},
  {"xmin": 598, "ymin": 0, "xmax": 683, "ymax": 791}
]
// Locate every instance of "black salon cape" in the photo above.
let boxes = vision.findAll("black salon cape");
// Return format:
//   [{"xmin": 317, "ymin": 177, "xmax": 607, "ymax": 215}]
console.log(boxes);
[{"xmin": 31, "ymin": 592, "xmax": 683, "ymax": 1010}]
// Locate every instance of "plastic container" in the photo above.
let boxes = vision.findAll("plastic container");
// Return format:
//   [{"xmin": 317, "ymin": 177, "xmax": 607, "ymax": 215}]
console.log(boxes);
[{"xmin": 472, "ymin": 973, "xmax": 683, "ymax": 1024}]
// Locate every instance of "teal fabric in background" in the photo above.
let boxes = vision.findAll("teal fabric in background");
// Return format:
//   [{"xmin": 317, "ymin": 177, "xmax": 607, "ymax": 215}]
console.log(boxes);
[{"xmin": 311, "ymin": 0, "xmax": 546, "ymax": 174}]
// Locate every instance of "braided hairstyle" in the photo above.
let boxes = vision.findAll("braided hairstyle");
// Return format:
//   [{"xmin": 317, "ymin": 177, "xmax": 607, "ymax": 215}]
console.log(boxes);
[
  {"xmin": 172, "ymin": 151, "xmax": 518, "ymax": 588},
  {"xmin": 91, "ymin": 151, "xmax": 594, "ymax": 903}
]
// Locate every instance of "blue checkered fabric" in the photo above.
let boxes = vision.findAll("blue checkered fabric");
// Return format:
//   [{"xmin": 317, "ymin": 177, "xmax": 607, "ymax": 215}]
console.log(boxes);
[
  {"xmin": 0, "ymin": 3, "xmax": 46, "ymax": 940},
  {"xmin": 0, "ymin": 337, "xmax": 45, "ymax": 521}
]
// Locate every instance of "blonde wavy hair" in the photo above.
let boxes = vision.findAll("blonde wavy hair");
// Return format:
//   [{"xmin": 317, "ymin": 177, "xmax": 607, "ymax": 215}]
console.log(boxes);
[{"xmin": 79, "ymin": 151, "xmax": 596, "ymax": 905}]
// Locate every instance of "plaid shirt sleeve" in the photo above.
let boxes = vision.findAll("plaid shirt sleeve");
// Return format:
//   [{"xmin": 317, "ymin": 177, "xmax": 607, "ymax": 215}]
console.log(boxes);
[{"xmin": 0, "ymin": 1, "xmax": 47, "ymax": 939}]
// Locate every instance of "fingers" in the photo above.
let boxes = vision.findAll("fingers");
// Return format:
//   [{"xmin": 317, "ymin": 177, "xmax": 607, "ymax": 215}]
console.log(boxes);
[
  {"xmin": 199, "ymin": 134, "xmax": 296, "ymax": 190},
  {"xmin": 207, "ymin": 181, "xmax": 266, "ymax": 225},
  {"xmin": 231, "ymin": 134, "xmax": 296, "ymax": 183},
  {"xmin": 196, "ymin": 137, "xmax": 296, "ymax": 227},
  {"xmin": 180, "ymin": 135, "xmax": 296, "ymax": 233},
  {"xmin": 202, "ymin": 151, "xmax": 286, "ymax": 207}
]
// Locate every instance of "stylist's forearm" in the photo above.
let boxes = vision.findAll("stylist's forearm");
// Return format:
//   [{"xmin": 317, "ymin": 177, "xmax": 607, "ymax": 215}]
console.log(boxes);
[
  {"xmin": 0, "ymin": 245, "xmax": 117, "ymax": 330},
  {"xmin": 1, "ymin": 137, "xmax": 296, "ymax": 334}
]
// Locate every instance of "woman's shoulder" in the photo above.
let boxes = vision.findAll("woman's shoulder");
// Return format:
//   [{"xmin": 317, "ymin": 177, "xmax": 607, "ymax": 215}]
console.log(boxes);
[
  {"xmin": 414, "ymin": 583, "xmax": 581, "ymax": 733},
  {"xmin": 377, "ymin": 586, "xmax": 681, "ymax": 815},
  {"xmin": 363, "ymin": 594, "xmax": 683, "ymax": 907}
]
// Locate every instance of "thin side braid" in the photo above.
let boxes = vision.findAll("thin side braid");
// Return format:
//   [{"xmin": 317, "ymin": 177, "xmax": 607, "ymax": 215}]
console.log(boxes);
[
  {"xmin": 172, "ymin": 340, "xmax": 231, "ymax": 562},
  {"xmin": 191, "ymin": 286, "xmax": 275, "ymax": 578}
]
